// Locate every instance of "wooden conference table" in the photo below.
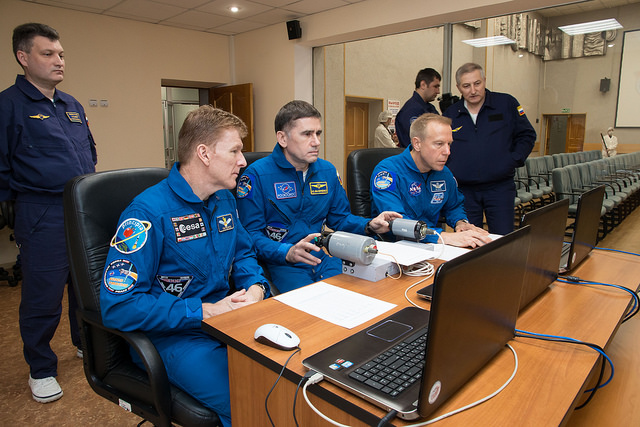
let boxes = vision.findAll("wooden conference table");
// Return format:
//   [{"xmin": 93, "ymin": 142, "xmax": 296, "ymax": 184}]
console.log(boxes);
[{"xmin": 202, "ymin": 249, "xmax": 639, "ymax": 426}]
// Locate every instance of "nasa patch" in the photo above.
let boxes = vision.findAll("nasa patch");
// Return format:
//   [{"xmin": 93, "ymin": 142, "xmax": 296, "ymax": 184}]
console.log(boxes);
[
  {"xmin": 217, "ymin": 213, "xmax": 234, "ymax": 232},
  {"xmin": 172, "ymin": 213, "xmax": 207, "ymax": 243},
  {"xmin": 236, "ymin": 174, "xmax": 253, "ymax": 199},
  {"xmin": 266, "ymin": 223, "xmax": 289, "ymax": 242},
  {"xmin": 373, "ymin": 171, "xmax": 395, "ymax": 191},
  {"xmin": 431, "ymin": 192, "xmax": 445, "ymax": 204},
  {"xmin": 103, "ymin": 259, "xmax": 138, "ymax": 294},
  {"xmin": 110, "ymin": 218, "xmax": 151, "ymax": 254},
  {"xmin": 274, "ymin": 181, "xmax": 297, "ymax": 199},
  {"xmin": 430, "ymin": 180, "xmax": 447, "ymax": 193},
  {"xmin": 408, "ymin": 181, "xmax": 422, "ymax": 196}
]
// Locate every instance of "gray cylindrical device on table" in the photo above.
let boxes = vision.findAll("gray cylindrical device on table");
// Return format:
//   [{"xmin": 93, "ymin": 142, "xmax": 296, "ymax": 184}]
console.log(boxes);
[
  {"xmin": 390, "ymin": 218, "xmax": 433, "ymax": 241},
  {"xmin": 323, "ymin": 231, "xmax": 378, "ymax": 265}
]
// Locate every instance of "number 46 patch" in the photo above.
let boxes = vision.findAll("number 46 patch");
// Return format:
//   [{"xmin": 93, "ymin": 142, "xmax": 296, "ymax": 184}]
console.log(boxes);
[{"xmin": 156, "ymin": 275, "xmax": 193, "ymax": 297}]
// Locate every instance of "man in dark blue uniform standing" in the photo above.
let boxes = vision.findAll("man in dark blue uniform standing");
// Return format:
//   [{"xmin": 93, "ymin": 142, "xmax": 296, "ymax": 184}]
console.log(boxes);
[
  {"xmin": 0, "ymin": 23, "xmax": 97, "ymax": 403},
  {"xmin": 395, "ymin": 68, "xmax": 441, "ymax": 148},
  {"xmin": 443, "ymin": 63, "xmax": 535, "ymax": 235}
]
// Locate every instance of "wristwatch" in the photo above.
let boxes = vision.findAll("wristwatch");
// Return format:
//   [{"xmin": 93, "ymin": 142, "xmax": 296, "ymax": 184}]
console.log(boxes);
[
  {"xmin": 455, "ymin": 219, "xmax": 469, "ymax": 231},
  {"xmin": 254, "ymin": 283, "xmax": 268, "ymax": 298}
]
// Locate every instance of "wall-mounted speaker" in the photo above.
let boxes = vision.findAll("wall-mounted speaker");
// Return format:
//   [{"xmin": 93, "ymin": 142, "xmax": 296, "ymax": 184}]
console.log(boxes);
[
  {"xmin": 286, "ymin": 20, "xmax": 302, "ymax": 40},
  {"xmin": 600, "ymin": 77, "xmax": 611, "ymax": 93}
]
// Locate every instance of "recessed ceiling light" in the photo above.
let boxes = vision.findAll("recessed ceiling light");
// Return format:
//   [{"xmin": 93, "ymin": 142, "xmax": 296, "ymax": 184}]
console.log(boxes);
[
  {"xmin": 608, "ymin": 43, "xmax": 615, "ymax": 48},
  {"xmin": 558, "ymin": 18, "xmax": 622, "ymax": 36},
  {"xmin": 229, "ymin": 6, "xmax": 239, "ymax": 13},
  {"xmin": 462, "ymin": 36, "xmax": 515, "ymax": 48}
]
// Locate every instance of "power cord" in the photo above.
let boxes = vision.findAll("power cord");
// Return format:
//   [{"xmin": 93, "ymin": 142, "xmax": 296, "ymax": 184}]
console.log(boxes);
[
  {"xmin": 302, "ymin": 344, "xmax": 519, "ymax": 426},
  {"xmin": 265, "ymin": 346, "xmax": 301, "ymax": 427},
  {"xmin": 514, "ymin": 329, "xmax": 614, "ymax": 408},
  {"xmin": 558, "ymin": 275, "xmax": 639, "ymax": 322},
  {"xmin": 293, "ymin": 370, "xmax": 319, "ymax": 427},
  {"xmin": 594, "ymin": 246, "xmax": 640, "ymax": 257}
]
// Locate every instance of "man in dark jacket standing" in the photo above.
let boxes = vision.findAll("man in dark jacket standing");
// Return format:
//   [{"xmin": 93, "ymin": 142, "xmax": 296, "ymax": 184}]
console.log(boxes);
[{"xmin": 444, "ymin": 63, "xmax": 535, "ymax": 235}]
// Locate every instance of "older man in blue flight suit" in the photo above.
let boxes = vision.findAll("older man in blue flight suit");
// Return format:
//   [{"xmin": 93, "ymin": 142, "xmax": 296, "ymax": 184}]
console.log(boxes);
[
  {"xmin": 101, "ymin": 106, "xmax": 270, "ymax": 427},
  {"xmin": 395, "ymin": 68, "xmax": 442, "ymax": 148},
  {"xmin": 236, "ymin": 100, "xmax": 400, "ymax": 293},
  {"xmin": 0, "ymin": 23, "xmax": 97, "ymax": 403},
  {"xmin": 444, "ymin": 63, "xmax": 536, "ymax": 235},
  {"xmin": 371, "ymin": 114, "xmax": 490, "ymax": 248}
]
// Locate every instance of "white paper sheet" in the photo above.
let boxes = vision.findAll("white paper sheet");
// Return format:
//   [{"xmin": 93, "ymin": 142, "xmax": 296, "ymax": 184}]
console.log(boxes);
[{"xmin": 273, "ymin": 281, "xmax": 396, "ymax": 329}]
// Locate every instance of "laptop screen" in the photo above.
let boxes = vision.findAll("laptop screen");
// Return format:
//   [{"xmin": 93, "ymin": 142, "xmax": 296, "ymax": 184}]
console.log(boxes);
[
  {"xmin": 519, "ymin": 199, "xmax": 569, "ymax": 310},
  {"xmin": 563, "ymin": 185, "xmax": 605, "ymax": 272}
]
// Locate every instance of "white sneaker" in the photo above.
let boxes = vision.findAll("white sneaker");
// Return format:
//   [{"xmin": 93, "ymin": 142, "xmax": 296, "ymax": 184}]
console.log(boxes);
[{"xmin": 28, "ymin": 375, "xmax": 63, "ymax": 403}]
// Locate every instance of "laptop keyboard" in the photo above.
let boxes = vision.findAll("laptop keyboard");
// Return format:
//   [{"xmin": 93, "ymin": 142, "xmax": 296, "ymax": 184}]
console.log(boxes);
[{"xmin": 348, "ymin": 328, "xmax": 427, "ymax": 397}]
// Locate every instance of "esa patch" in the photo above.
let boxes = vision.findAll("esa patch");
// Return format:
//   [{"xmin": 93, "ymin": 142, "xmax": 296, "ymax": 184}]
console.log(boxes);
[
  {"xmin": 309, "ymin": 181, "xmax": 328, "ymax": 195},
  {"xmin": 66, "ymin": 112, "xmax": 82, "ymax": 123},
  {"xmin": 275, "ymin": 181, "xmax": 296, "ymax": 199},
  {"xmin": 217, "ymin": 213, "xmax": 234, "ymax": 232},
  {"xmin": 517, "ymin": 105, "xmax": 525, "ymax": 116},
  {"xmin": 373, "ymin": 171, "xmax": 395, "ymax": 191},
  {"xmin": 236, "ymin": 174, "xmax": 253, "ymax": 198},
  {"xmin": 111, "ymin": 217, "xmax": 151, "ymax": 254},
  {"xmin": 103, "ymin": 259, "xmax": 138, "ymax": 294},
  {"xmin": 172, "ymin": 213, "xmax": 207, "ymax": 243},
  {"xmin": 408, "ymin": 181, "xmax": 422, "ymax": 196},
  {"xmin": 266, "ymin": 223, "xmax": 289, "ymax": 242},
  {"xmin": 431, "ymin": 192, "xmax": 445, "ymax": 204},
  {"xmin": 430, "ymin": 180, "xmax": 447, "ymax": 193},
  {"xmin": 156, "ymin": 275, "xmax": 193, "ymax": 298}
]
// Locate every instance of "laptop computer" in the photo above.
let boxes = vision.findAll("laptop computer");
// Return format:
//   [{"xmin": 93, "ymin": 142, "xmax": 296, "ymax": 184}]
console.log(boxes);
[
  {"xmin": 518, "ymin": 198, "xmax": 569, "ymax": 310},
  {"xmin": 302, "ymin": 226, "xmax": 531, "ymax": 421},
  {"xmin": 559, "ymin": 185, "xmax": 605, "ymax": 273}
]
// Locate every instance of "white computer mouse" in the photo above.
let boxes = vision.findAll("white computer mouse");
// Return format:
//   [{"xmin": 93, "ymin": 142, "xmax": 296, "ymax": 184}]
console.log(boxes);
[{"xmin": 254, "ymin": 323, "xmax": 300, "ymax": 351}]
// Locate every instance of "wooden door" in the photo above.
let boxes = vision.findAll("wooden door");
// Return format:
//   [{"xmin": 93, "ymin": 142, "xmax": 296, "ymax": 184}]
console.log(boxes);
[
  {"xmin": 210, "ymin": 83, "xmax": 254, "ymax": 152},
  {"xmin": 543, "ymin": 113, "xmax": 586, "ymax": 154},
  {"xmin": 344, "ymin": 101, "xmax": 369, "ymax": 178}
]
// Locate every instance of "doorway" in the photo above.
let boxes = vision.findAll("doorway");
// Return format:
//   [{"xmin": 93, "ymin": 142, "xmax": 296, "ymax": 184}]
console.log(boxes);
[
  {"xmin": 543, "ymin": 114, "xmax": 586, "ymax": 154},
  {"xmin": 344, "ymin": 97, "xmax": 384, "ymax": 185},
  {"xmin": 162, "ymin": 87, "xmax": 203, "ymax": 169}
]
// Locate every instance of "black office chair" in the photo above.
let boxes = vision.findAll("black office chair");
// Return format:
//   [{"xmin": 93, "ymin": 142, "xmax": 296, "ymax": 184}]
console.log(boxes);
[
  {"xmin": 234, "ymin": 151, "xmax": 271, "ymax": 197},
  {"xmin": 64, "ymin": 168, "xmax": 220, "ymax": 427},
  {"xmin": 346, "ymin": 148, "xmax": 403, "ymax": 217}
]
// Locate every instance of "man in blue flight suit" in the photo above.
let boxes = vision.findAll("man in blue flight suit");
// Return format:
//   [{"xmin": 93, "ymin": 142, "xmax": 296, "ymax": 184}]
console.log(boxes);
[
  {"xmin": 0, "ymin": 23, "xmax": 97, "ymax": 403},
  {"xmin": 443, "ymin": 63, "xmax": 535, "ymax": 235},
  {"xmin": 395, "ymin": 68, "xmax": 441, "ymax": 148},
  {"xmin": 371, "ymin": 114, "xmax": 490, "ymax": 247},
  {"xmin": 101, "ymin": 106, "xmax": 269, "ymax": 427},
  {"xmin": 236, "ymin": 100, "xmax": 400, "ymax": 293}
]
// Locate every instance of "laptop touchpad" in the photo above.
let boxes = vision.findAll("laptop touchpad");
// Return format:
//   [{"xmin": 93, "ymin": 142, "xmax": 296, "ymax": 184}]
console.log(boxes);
[{"xmin": 366, "ymin": 320, "xmax": 413, "ymax": 342}]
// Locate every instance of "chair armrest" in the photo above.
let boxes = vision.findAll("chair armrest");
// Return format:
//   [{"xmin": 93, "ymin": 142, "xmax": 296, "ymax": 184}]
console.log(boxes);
[{"xmin": 80, "ymin": 311, "xmax": 173, "ymax": 420}]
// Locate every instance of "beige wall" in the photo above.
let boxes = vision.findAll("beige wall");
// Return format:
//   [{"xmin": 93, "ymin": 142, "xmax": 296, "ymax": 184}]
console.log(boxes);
[{"xmin": 0, "ymin": 0, "xmax": 230, "ymax": 173}]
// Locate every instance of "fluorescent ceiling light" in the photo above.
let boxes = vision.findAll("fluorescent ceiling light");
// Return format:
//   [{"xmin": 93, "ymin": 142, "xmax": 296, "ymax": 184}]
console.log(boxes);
[
  {"xmin": 462, "ymin": 36, "xmax": 515, "ymax": 47},
  {"xmin": 558, "ymin": 18, "xmax": 622, "ymax": 36}
]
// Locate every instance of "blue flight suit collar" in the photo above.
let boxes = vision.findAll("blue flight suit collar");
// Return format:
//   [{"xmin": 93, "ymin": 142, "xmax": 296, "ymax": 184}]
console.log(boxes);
[
  {"xmin": 450, "ymin": 88, "xmax": 497, "ymax": 117},
  {"xmin": 271, "ymin": 143, "xmax": 318, "ymax": 175},
  {"xmin": 15, "ymin": 74, "xmax": 72, "ymax": 105},
  {"xmin": 401, "ymin": 144, "xmax": 432, "ymax": 179},
  {"xmin": 167, "ymin": 162, "xmax": 220, "ymax": 206}
]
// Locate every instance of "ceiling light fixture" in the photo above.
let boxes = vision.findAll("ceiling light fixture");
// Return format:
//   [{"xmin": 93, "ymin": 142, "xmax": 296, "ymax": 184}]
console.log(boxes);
[
  {"xmin": 462, "ymin": 36, "xmax": 516, "ymax": 48},
  {"xmin": 229, "ymin": 6, "xmax": 239, "ymax": 13},
  {"xmin": 558, "ymin": 18, "xmax": 622, "ymax": 36}
]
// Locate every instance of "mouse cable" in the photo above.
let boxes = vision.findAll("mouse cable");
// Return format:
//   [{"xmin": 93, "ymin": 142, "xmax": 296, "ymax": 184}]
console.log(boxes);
[
  {"xmin": 265, "ymin": 346, "xmax": 301, "ymax": 427},
  {"xmin": 557, "ymin": 276, "xmax": 639, "ymax": 322},
  {"xmin": 515, "ymin": 330, "xmax": 614, "ymax": 396},
  {"xmin": 403, "ymin": 343, "xmax": 518, "ymax": 426},
  {"xmin": 302, "ymin": 344, "xmax": 518, "ymax": 427},
  {"xmin": 593, "ymin": 246, "xmax": 640, "ymax": 257}
]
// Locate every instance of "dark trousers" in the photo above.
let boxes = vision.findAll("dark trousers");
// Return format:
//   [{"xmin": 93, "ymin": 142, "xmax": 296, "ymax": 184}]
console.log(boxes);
[
  {"xmin": 14, "ymin": 195, "xmax": 80, "ymax": 379},
  {"xmin": 459, "ymin": 179, "xmax": 516, "ymax": 235}
]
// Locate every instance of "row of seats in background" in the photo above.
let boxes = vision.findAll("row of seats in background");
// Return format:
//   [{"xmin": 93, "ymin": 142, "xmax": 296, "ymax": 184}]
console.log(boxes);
[{"xmin": 517, "ymin": 150, "xmax": 640, "ymax": 240}]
